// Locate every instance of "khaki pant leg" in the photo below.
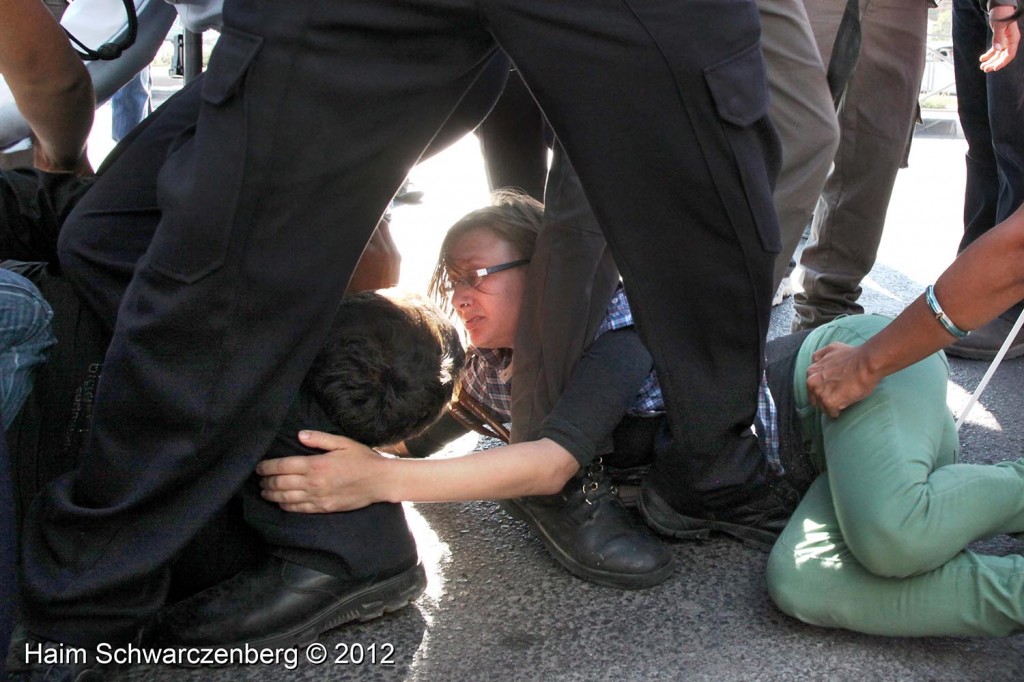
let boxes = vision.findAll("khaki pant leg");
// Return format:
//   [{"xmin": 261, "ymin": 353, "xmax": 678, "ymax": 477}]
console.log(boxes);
[
  {"xmin": 794, "ymin": 0, "xmax": 929, "ymax": 329},
  {"xmin": 510, "ymin": 145, "xmax": 619, "ymax": 444},
  {"xmin": 758, "ymin": 0, "xmax": 839, "ymax": 290}
]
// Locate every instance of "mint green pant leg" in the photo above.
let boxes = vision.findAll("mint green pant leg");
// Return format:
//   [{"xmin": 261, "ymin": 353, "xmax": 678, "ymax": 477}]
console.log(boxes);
[
  {"xmin": 767, "ymin": 314, "xmax": 1024, "ymax": 636},
  {"xmin": 768, "ymin": 475, "xmax": 1024, "ymax": 636}
]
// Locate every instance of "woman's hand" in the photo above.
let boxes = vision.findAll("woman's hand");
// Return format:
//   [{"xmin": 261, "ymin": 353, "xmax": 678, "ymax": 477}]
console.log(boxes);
[
  {"xmin": 805, "ymin": 342, "xmax": 880, "ymax": 419},
  {"xmin": 256, "ymin": 431, "xmax": 389, "ymax": 513}
]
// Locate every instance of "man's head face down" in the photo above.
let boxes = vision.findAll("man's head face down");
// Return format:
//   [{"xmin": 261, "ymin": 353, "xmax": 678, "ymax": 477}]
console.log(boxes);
[{"xmin": 305, "ymin": 289, "xmax": 465, "ymax": 447}]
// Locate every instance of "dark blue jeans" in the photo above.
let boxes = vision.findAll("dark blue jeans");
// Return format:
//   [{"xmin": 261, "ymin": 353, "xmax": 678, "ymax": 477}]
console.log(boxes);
[
  {"xmin": 0, "ymin": 271, "xmax": 54, "ymax": 673},
  {"xmin": 0, "ymin": 270, "xmax": 54, "ymax": 428},
  {"xmin": 111, "ymin": 67, "xmax": 152, "ymax": 143},
  {"xmin": 953, "ymin": 0, "xmax": 1024, "ymax": 319},
  {"xmin": 1, "ymin": 405, "xmax": 14, "ymax": 676}
]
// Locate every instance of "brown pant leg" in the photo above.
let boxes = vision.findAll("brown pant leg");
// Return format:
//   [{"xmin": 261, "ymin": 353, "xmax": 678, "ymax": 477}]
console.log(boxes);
[{"xmin": 510, "ymin": 144, "xmax": 620, "ymax": 444}]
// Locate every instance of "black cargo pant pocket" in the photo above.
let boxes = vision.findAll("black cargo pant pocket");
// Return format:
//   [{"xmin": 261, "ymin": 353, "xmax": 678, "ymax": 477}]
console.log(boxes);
[
  {"xmin": 148, "ymin": 28, "xmax": 264, "ymax": 284},
  {"xmin": 704, "ymin": 41, "xmax": 781, "ymax": 254}
]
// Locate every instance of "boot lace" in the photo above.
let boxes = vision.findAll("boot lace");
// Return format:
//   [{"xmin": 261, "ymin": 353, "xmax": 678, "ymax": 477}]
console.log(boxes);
[{"xmin": 580, "ymin": 457, "xmax": 617, "ymax": 505}]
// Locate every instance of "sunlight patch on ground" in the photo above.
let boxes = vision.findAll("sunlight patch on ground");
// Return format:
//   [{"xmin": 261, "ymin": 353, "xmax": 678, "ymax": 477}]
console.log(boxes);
[
  {"xmin": 942, "ymin": 376, "xmax": 999, "ymax": 430},
  {"xmin": 874, "ymin": 137, "xmax": 968, "ymax": 286},
  {"xmin": 947, "ymin": 380, "xmax": 1001, "ymax": 432},
  {"xmin": 404, "ymin": 431, "xmax": 480, "ymax": 611},
  {"xmin": 859, "ymin": 274, "xmax": 906, "ymax": 302},
  {"xmin": 404, "ymin": 503, "xmax": 450, "ymax": 612}
]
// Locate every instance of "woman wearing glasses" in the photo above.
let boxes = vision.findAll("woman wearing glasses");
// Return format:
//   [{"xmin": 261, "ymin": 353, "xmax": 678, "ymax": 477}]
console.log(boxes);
[{"xmin": 259, "ymin": 190, "xmax": 677, "ymax": 590}]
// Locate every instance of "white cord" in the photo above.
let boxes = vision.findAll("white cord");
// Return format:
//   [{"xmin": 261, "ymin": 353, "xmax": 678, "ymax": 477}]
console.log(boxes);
[{"xmin": 956, "ymin": 307, "xmax": 1024, "ymax": 431}]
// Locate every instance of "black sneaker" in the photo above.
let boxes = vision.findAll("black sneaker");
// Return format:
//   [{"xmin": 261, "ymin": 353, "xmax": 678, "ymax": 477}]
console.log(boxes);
[
  {"xmin": 499, "ymin": 458, "xmax": 674, "ymax": 589},
  {"xmin": 6, "ymin": 626, "xmax": 104, "ymax": 681},
  {"xmin": 638, "ymin": 481, "xmax": 795, "ymax": 553},
  {"xmin": 641, "ymin": 328, "xmax": 815, "ymax": 552},
  {"xmin": 945, "ymin": 316, "xmax": 1024, "ymax": 361}
]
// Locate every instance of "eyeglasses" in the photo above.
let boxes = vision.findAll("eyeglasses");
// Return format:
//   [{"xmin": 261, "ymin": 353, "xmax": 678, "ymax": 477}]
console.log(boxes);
[{"xmin": 442, "ymin": 259, "xmax": 530, "ymax": 294}]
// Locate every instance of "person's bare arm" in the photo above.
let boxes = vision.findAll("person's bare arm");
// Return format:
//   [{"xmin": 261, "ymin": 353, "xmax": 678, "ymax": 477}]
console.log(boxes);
[
  {"xmin": 0, "ymin": 0, "xmax": 94, "ymax": 172},
  {"xmin": 807, "ymin": 201, "xmax": 1024, "ymax": 417},
  {"xmin": 256, "ymin": 430, "xmax": 579, "ymax": 513},
  {"xmin": 344, "ymin": 218, "xmax": 402, "ymax": 294}
]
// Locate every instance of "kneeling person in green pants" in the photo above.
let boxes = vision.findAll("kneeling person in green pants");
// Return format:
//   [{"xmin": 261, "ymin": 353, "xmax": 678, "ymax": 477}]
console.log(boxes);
[{"xmin": 766, "ymin": 313, "xmax": 1024, "ymax": 637}]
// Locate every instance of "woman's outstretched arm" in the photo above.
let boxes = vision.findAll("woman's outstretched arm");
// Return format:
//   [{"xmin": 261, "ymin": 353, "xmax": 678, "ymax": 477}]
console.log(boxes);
[{"xmin": 257, "ymin": 431, "xmax": 579, "ymax": 513}]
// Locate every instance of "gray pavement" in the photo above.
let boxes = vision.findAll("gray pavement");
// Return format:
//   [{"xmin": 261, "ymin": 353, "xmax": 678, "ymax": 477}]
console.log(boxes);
[{"xmin": 99, "ymin": 123, "xmax": 1024, "ymax": 681}]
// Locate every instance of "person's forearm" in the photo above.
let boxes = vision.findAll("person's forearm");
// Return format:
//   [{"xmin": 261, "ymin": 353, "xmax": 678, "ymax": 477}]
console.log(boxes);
[
  {"xmin": 22, "ymin": 76, "xmax": 93, "ymax": 170},
  {"xmin": 379, "ymin": 438, "xmax": 579, "ymax": 503},
  {"xmin": 856, "ymin": 204, "xmax": 1024, "ymax": 378},
  {"xmin": 0, "ymin": 0, "xmax": 94, "ymax": 169}
]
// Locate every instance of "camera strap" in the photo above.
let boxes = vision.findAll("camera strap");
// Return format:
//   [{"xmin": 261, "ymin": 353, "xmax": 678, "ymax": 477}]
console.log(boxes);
[{"xmin": 64, "ymin": 0, "xmax": 139, "ymax": 61}]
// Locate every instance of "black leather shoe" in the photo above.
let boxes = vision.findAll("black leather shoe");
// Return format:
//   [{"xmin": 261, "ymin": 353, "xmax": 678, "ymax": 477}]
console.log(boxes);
[
  {"xmin": 499, "ymin": 459, "xmax": 674, "ymax": 589},
  {"xmin": 139, "ymin": 555, "xmax": 426, "ymax": 652},
  {"xmin": 638, "ymin": 481, "xmax": 795, "ymax": 553},
  {"xmin": 606, "ymin": 463, "xmax": 649, "ymax": 509},
  {"xmin": 5, "ymin": 626, "xmax": 104, "ymax": 681}
]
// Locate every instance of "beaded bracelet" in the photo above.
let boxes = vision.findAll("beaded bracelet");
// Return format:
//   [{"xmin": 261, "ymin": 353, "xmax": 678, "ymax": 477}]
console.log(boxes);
[{"xmin": 924, "ymin": 285, "xmax": 969, "ymax": 338}]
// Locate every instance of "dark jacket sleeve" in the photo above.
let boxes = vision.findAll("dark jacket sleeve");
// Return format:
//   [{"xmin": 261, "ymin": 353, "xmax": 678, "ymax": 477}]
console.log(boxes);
[
  {"xmin": 538, "ymin": 328, "xmax": 653, "ymax": 467},
  {"xmin": 402, "ymin": 411, "xmax": 470, "ymax": 457}
]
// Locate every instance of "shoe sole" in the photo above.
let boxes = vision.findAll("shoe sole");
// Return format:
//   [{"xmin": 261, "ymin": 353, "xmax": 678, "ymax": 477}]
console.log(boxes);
[
  {"xmin": 498, "ymin": 500, "xmax": 675, "ymax": 590},
  {"xmin": 253, "ymin": 561, "xmax": 427, "ymax": 650},
  {"xmin": 638, "ymin": 489, "xmax": 777, "ymax": 553},
  {"xmin": 165, "ymin": 562, "xmax": 427, "ymax": 663},
  {"xmin": 943, "ymin": 341, "xmax": 1024, "ymax": 361}
]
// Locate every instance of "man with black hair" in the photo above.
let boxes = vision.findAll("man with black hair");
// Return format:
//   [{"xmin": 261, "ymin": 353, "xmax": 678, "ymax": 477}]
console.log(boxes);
[
  {"xmin": 305, "ymin": 290, "xmax": 465, "ymax": 449},
  {"xmin": 6, "ymin": 281, "xmax": 464, "ymax": 671},
  {"xmin": 133, "ymin": 288, "xmax": 466, "ymax": 651}
]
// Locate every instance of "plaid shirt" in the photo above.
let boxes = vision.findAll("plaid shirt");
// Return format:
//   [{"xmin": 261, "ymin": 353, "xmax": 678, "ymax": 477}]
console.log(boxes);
[
  {"xmin": 756, "ymin": 375, "xmax": 780, "ymax": 473},
  {"xmin": 461, "ymin": 347, "xmax": 515, "ymax": 422},
  {"xmin": 459, "ymin": 286, "xmax": 780, "ymax": 469}
]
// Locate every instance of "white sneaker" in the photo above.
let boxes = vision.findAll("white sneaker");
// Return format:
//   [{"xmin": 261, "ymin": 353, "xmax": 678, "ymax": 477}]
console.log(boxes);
[{"xmin": 772, "ymin": 277, "xmax": 793, "ymax": 307}]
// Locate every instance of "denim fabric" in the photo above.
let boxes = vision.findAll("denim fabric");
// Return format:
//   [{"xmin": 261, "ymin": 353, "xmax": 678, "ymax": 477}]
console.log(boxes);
[
  {"xmin": 111, "ymin": 68, "xmax": 152, "ymax": 143},
  {"xmin": 1, "ymin": 403, "xmax": 14, "ymax": 675},
  {"xmin": 0, "ymin": 268, "xmax": 55, "ymax": 429},
  {"xmin": 0, "ymin": 269, "xmax": 53, "ymax": 656},
  {"xmin": 954, "ymin": 0, "xmax": 1024, "ymax": 247}
]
